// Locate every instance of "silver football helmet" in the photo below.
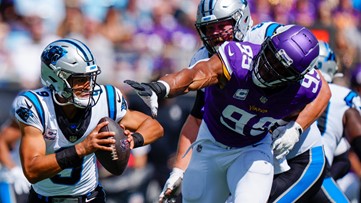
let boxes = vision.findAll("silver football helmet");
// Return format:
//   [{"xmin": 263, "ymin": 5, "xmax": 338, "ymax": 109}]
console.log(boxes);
[
  {"xmin": 316, "ymin": 40, "xmax": 338, "ymax": 83},
  {"xmin": 41, "ymin": 38, "xmax": 101, "ymax": 108},
  {"xmin": 195, "ymin": 0, "xmax": 253, "ymax": 54}
]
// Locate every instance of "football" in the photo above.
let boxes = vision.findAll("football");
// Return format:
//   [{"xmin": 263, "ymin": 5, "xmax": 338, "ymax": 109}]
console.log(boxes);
[{"xmin": 95, "ymin": 117, "xmax": 130, "ymax": 176}]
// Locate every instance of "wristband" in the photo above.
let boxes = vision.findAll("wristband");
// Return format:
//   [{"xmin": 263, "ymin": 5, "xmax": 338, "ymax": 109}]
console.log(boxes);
[
  {"xmin": 131, "ymin": 132, "xmax": 145, "ymax": 148},
  {"xmin": 157, "ymin": 80, "xmax": 170, "ymax": 98},
  {"xmin": 55, "ymin": 146, "xmax": 83, "ymax": 169},
  {"xmin": 144, "ymin": 81, "xmax": 168, "ymax": 99}
]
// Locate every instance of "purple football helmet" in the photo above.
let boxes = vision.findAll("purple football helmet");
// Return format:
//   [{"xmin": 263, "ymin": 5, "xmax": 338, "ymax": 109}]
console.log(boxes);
[{"xmin": 252, "ymin": 25, "xmax": 319, "ymax": 88}]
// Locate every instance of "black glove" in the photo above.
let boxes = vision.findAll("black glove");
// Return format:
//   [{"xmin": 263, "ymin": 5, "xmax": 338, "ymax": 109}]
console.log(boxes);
[{"xmin": 124, "ymin": 80, "xmax": 167, "ymax": 117}]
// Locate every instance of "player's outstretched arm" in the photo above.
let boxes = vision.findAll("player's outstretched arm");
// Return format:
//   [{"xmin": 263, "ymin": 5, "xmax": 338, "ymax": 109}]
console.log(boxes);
[
  {"xmin": 159, "ymin": 55, "xmax": 223, "ymax": 97},
  {"xmin": 124, "ymin": 55, "xmax": 223, "ymax": 117}
]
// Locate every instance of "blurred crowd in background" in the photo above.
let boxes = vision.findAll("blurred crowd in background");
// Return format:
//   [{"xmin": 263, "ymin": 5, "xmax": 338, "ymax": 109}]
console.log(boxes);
[
  {"xmin": 1, "ymin": 0, "xmax": 361, "ymax": 202},
  {"xmin": 0, "ymin": 0, "xmax": 361, "ymax": 89}
]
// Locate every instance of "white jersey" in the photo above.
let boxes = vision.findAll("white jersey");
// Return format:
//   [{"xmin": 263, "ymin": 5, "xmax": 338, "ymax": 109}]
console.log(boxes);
[
  {"xmin": 14, "ymin": 85, "xmax": 127, "ymax": 196},
  {"xmin": 334, "ymin": 137, "xmax": 350, "ymax": 156},
  {"xmin": 189, "ymin": 21, "xmax": 322, "ymax": 158},
  {"xmin": 318, "ymin": 83, "xmax": 360, "ymax": 165}
]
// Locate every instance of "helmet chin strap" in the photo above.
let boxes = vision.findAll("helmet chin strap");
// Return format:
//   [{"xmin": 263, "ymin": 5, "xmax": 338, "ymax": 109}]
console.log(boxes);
[
  {"xmin": 52, "ymin": 90, "xmax": 90, "ymax": 109},
  {"xmin": 52, "ymin": 91, "xmax": 73, "ymax": 107}
]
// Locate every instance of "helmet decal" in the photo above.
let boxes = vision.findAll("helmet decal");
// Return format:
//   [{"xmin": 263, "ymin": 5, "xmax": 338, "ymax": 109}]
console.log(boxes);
[
  {"xmin": 41, "ymin": 45, "xmax": 67, "ymax": 66},
  {"xmin": 275, "ymin": 49, "xmax": 293, "ymax": 67}
]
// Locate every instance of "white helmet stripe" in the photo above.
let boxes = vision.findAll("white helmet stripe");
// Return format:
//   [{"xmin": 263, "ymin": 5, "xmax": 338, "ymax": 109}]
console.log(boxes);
[{"xmin": 58, "ymin": 39, "xmax": 95, "ymax": 66}]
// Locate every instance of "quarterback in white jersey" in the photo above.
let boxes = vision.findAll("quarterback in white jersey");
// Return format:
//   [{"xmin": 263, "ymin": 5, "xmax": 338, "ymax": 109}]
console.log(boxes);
[
  {"xmin": 15, "ymin": 85, "xmax": 129, "ymax": 196},
  {"xmin": 14, "ymin": 38, "xmax": 163, "ymax": 203}
]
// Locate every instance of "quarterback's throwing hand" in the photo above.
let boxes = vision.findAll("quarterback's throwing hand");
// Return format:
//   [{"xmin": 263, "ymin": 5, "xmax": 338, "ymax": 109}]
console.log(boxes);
[
  {"xmin": 159, "ymin": 168, "xmax": 184, "ymax": 203},
  {"xmin": 124, "ymin": 80, "xmax": 159, "ymax": 118},
  {"xmin": 272, "ymin": 121, "xmax": 303, "ymax": 160}
]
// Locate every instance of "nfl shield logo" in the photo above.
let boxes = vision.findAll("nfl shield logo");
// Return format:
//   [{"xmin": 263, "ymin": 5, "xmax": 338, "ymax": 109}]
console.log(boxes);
[{"xmin": 260, "ymin": 96, "xmax": 268, "ymax": 103}]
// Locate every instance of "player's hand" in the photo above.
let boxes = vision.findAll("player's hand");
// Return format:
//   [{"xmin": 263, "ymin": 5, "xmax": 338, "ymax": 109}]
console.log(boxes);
[
  {"xmin": 79, "ymin": 121, "xmax": 116, "ymax": 155},
  {"xmin": 9, "ymin": 167, "xmax": 30, "ymax": 195},
  {"xmin": 124, "ymin": 80, "xmax": 160, "ymax": 118},
  {"xmin": 120, "ymin": 124, "xmax": 135, "ymax": 149},
  {"xmin": 272, "ymin": 121, "xmax": 303, "ymax": 160},
  {"xmin": 159, "ymin": 168, "xmax": 184, "ymax": 203}
]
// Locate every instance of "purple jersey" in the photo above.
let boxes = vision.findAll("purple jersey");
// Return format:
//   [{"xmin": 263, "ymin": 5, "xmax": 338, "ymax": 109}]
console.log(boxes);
[{"xmin": 202, "ymin": 41, "xmax": 321, "ymax": 147}]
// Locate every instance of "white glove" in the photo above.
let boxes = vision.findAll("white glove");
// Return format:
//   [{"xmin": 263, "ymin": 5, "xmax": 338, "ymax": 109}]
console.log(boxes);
[
  {"xmin": 9, "ymin": 166, "xmax": 30, "ymax": 195},
  {"xmin": 272, "ymin": 121, "xmax": 303, "ymax": 160},
  {"xmin": 273, "ymin": 157, "xmax": 290, "ymax": 174},
  {"xmin": 159, "ymin": 168, "xmax": 184, "ymax": 203},
  {"xmin": 124, "ymin": 80, "xmax": 160, "ymax": 117}
]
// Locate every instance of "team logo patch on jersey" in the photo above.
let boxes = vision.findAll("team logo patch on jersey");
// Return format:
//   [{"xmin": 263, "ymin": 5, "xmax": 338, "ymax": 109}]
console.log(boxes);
[
  {"xmin": 121, "ymin": 96, "xmax": 127, "ymax": 110},
  {"xmin": 16, "ymin": 107, "xmax": 34, "ymax": 122},
  {"xmin": 233, "ymin": 89, "xmax": 249, "ymax": 100},
  {"xmin": 44, "ymin": 128, "xmax": 57, "ymax": 140}
]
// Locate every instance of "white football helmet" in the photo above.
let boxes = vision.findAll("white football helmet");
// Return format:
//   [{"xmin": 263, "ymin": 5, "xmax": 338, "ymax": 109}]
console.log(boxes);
[
  {"xmin": 195, "ymin": 0, "xmax": 253, "ymax": 54},
  {"xmin": 41, "ymin": 38, "xmax": 101, "ymax": 108},
  {"xmin": 316, "ymin": 40, "xmax": 338, "ymax": 83}
]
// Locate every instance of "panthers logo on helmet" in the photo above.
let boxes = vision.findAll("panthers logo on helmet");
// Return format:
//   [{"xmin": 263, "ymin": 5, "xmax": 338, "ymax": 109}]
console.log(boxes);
[{"xmin": 41, "ymin": 45, "xmax": 68, "ymax": 66}]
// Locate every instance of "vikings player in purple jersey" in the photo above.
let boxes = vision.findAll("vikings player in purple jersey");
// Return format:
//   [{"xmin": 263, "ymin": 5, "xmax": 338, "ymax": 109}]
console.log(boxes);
[
  {"xmin": 125, "ymin": 25, "xmax": 322, "ymax": 202},
  {"xmin": 151, "ymin": 0, "xmax": 329, "ymax": 202}
]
